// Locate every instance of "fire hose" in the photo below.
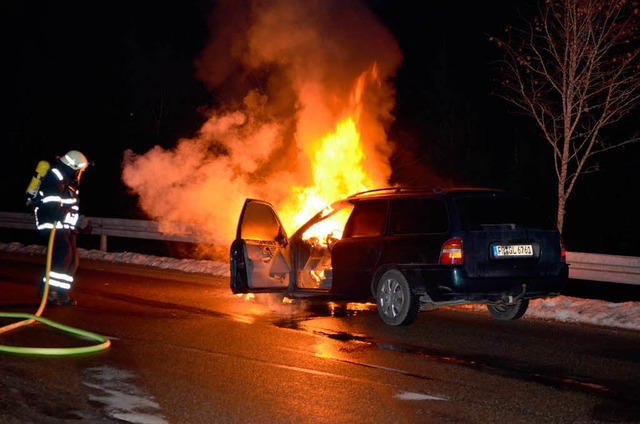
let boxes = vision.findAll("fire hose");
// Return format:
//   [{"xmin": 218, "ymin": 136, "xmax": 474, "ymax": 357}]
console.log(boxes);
[{"xmin": 0, "ymin": 225, "xmax": 111, "ymax": 355}]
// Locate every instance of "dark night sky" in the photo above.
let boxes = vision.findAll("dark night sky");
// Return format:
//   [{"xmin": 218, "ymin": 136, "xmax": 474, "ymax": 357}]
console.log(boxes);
[{"xmin": 2, "ymin": 1, "xmax": 638, "ymax": 256}]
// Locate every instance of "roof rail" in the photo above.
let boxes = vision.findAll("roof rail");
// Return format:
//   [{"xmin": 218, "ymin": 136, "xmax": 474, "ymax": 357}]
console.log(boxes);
[
  {"xmin": 345, "ymin": 186, "xmax": 505, "ymax": 199},
  {"xmin": 347, "ymin": 187, "xmax": 438, "ymax": 198}
]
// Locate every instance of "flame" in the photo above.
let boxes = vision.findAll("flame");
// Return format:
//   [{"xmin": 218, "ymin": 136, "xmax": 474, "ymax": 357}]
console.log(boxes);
[{"xmin": 277, "ymin": 69, "xmax": 379, "ymax": 241}]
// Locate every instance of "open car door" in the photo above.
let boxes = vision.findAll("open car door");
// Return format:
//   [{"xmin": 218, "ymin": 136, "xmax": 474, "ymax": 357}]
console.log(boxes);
[{"xmin": 230, "ymin": 199, "xmax": 291, "ymax": 294}]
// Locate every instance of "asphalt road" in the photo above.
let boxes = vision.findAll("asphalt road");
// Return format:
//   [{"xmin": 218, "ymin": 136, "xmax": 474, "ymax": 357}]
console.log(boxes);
[{"xmin": 1, "ymin": 252, "xmax": 639, "ymax": 423}]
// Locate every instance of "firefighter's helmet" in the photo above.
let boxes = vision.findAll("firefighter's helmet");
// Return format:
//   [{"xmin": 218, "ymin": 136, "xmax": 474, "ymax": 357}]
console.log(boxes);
[{"xmin": 60, "ymin": 150, "xmax": 89, "ymax": 171}]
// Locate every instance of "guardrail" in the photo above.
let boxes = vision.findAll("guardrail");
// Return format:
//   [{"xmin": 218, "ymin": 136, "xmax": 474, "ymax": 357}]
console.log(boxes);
[
  {"xmin": 1, "ymin": 211, "xmax": 638, "ymax": 286},
  {"xmin": 565, "ymin": 252, "xmax": 639, "ymax": 286},
  {"xmin": 0, "ymin": 211, "xmax": 208, "ymax": 251}
]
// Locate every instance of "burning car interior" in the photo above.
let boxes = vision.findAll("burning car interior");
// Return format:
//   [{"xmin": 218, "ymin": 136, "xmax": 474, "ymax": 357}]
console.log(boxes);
[{"xmin": 292, "ymin": 205, "xmax": 353, "ymax": 290}]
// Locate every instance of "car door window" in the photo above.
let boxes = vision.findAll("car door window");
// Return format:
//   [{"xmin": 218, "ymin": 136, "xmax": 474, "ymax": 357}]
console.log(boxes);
[
  {"xmin": 240, "ymin": 201, "xmax": 282, "ymax": 241},
  {"xmin": 343, "ymin": 200, "xmax": 388, "ymax": 238},
  {"xmin": 390, "ymin": 198, "xmax": 448, "ymax": 234}
]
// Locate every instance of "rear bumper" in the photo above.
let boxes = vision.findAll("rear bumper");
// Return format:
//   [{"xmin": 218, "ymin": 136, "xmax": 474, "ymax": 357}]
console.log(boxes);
[{"xmin": 402, "ymin": 264, "xmax": 569, "ymax": 303}]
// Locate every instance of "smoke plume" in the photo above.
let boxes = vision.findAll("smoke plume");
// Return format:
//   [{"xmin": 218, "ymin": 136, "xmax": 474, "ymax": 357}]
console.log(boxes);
[{"xmin": 121, "ymin": 0, "xmax": 402, "ymax": 256}]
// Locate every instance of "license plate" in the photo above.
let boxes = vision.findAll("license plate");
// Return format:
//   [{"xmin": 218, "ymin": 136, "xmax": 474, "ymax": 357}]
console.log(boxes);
[{"xmin": 492, "ymin": 244, "xmax": 533, "ymax": 257}]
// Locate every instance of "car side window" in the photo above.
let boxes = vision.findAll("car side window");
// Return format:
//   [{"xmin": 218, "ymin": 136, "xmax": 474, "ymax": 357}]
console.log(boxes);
[
  {"xmin": 342, "ymin": 200, "xmax": 388, "ymax": 238},
  {"xmin": 390, "ymin": 198, "xmax": 448, "ymax": 234}
]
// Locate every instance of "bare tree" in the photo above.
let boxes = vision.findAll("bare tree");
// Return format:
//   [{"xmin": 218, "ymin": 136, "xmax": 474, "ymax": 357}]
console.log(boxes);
[{"xmin": 490, "ymin": 0, "xmax": 640, "ymax": 232}]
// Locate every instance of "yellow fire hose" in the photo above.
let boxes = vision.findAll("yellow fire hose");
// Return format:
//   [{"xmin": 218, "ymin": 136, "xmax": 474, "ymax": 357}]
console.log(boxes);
[{"xmin": 0, "ymin": 225, "xmax": 111, "ymax": 355}]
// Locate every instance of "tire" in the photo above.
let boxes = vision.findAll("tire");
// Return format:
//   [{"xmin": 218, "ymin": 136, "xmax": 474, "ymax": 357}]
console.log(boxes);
[
  {"xmin": 376, "ymin": 270, "xmax": 420, "ymax": 326},
  {"xmin": 487, "ymin": 298, "xmax": 529, "ymax": 320}
]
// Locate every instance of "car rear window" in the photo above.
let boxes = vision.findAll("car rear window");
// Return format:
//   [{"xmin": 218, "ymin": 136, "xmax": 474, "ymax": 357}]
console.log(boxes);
[
  {"xmin": 390, "ymin": 198, "xmax": 448, "ymax": 234},
  {"xmin": 456, "ymin": 196, "xmax": 556, "ymax": 231}
]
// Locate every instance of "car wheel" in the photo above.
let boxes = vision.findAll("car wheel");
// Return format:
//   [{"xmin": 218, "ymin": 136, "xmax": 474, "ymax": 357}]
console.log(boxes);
[
  {"xmin": 487, "ymin": 298, "xmax": 529, "ymax": 320},
  {"xmin": 376, "ymin": 270, "xmax": 420, "ymax": 326}
]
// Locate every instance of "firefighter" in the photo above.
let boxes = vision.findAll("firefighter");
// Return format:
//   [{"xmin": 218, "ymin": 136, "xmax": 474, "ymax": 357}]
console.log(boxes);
[{"xmin": 33, "ymin": 150, "xmax": 90, "ymax": 306}]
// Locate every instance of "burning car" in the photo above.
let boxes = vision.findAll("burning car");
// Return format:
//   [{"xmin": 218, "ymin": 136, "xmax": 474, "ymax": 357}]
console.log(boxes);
[{"xmin": 230, "ymin": 187, "xmax": 569, "ymax": 326}]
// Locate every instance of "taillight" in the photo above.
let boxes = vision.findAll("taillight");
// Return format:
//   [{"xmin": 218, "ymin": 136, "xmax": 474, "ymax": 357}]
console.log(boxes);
[
  {"xmin": 560, "ymin": 238, "xmax": 567, "ymax": 263},
  {"xmin": 440, "ymin": 237, "xmax": 463, "ymax": 265}
]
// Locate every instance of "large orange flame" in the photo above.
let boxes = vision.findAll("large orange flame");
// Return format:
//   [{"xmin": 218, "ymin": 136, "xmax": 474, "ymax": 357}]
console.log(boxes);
[{"xmin": 277, "ymin": 68, "xmax": 379, "ymax": 240}]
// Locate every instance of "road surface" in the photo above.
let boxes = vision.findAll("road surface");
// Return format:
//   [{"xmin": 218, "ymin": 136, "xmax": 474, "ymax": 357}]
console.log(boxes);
[{"xmin": 1, "ymin": 252, "xmax": 639, "ymax": 423}]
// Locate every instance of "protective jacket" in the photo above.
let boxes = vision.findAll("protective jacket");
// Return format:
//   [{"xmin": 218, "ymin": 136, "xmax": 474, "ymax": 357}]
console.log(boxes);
[{"xmin": 34, "ymin": 162, "xmax": 81, "ymax": 231}]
